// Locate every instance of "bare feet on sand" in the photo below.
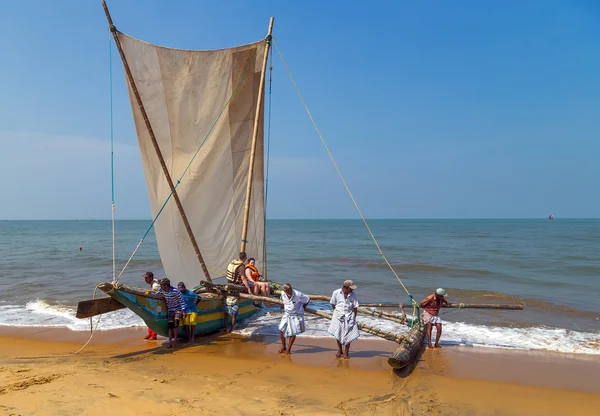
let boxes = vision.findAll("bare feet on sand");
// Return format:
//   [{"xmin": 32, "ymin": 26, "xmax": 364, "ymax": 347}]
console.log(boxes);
[
  {"xmin": 335, "ymin": 351, "xmax": 343, "ymax": 358},
  {"xmin": 278, "ymin": 347, "xmax": 286, "ymax": 354},
  {"xmin": 434, "ymin": 344, "xmax": 442, "ymax": 349}
]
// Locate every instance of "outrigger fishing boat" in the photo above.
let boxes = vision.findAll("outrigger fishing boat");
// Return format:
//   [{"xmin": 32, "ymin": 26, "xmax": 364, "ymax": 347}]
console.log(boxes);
[{"xmin": 77, "ymin": 2, "xmax": 523, "ymax": 370}]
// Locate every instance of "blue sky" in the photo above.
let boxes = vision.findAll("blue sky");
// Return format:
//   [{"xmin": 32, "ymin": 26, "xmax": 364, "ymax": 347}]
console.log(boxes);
[{"xmin": 1, "ymin": 0, "xmax": 599, "ymax": 219}]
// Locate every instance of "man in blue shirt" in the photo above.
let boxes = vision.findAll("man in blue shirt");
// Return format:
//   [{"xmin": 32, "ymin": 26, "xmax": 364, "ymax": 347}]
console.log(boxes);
[{"xmin": 177, "ymin": 282, "xmax": 200, "ymax": 344}]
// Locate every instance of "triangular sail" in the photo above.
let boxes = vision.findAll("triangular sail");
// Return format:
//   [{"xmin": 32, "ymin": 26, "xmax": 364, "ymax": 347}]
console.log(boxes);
[{"xmin": 118, "ymin": 33, "xmax": 266, "ymax": 287}]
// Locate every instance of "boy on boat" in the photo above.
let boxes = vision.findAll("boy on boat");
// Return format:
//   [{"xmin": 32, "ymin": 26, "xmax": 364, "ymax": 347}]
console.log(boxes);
[
  {"xmin": 177, "ymin": 282, "xmax": 199, "ymax": 344},
  {"xmin": 420, "ymin": 288, "xmax": 449, "ymax": 349},
  {"xmin": 158, "ymin": 278, "xmax": 186, "ymax": 348},
  {"xmin": 143, "ymin": 271, "xmax": 160, "ymax": 340},
  {"xmin": 278, "ymin": 283, "xmax": 310, "ymax": 354},
  {"xmin": 328, "ymin": 280, "xmax": 360, "ymax": 359}
]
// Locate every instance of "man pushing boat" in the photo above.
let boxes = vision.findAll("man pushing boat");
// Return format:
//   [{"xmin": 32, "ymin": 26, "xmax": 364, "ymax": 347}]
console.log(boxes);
[
  {"xmin": 278, "ymin": 283, "xmax": 310, "ymax": 354},
  {"xmin": 420, "ymin": 288, "xmax": 449, "ymax": 349}
]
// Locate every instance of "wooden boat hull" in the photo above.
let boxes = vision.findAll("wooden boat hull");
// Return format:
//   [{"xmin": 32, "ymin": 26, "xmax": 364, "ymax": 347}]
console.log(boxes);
[
  {"xmin": 387, "ymin": 324, "xmax": 426, "ymax": 369},
  {"xmin": 96, "ymin": 282, "xmax": 257, "ymax": 338}
]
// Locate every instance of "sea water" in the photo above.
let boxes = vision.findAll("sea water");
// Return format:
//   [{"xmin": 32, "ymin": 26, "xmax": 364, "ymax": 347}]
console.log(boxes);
[{"xmin": 0, "ymin": 219, "xmax": 598, "ymax": 354}]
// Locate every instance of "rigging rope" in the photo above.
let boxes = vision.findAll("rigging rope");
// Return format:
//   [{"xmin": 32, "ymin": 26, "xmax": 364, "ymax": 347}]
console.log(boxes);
[
  {"xmin": 14, "ymin": 284, "xmax": 105, "ymax": 359},
  {"xmin": 263, "ymin": 46, "xmax": 274, "ymax": 282},
  {"xmin": 114, "ymin": 41, "xmax": 267, "ymax": 282},
  {"xmin": 273, "ymin": 40, "xmax": 414, "ymax": 302},
  {"xmin": 109, "ymin": 32, "xmax": 116, "ymax": 283}
]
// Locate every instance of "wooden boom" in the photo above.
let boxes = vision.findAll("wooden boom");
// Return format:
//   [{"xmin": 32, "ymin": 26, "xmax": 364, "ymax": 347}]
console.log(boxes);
[
  {"xmin": 239, "ymin": 293, "xmax": 410, "ymax": 344},
  {"xmin": 271, "ymin": 291, "xmax": 524, "ymax": 310}
]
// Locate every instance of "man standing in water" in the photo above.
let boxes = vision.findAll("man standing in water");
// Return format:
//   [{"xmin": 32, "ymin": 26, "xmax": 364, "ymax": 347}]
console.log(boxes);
[
  {"xmin": 143, "ymin": 271, "xmax": 160, "ymax": 340},
  {"xmin": 420, "ymin": 288, "xmax": 450, "ymax": 349},
  {"xmin": 224, "ymin": 252, "xmax": 248, "ymax": 332},
  {"xmin": 328, "ymin": 280, "xmax": 359, "ymax": 359},
  {"xmin": 278, "ymin": 283, "xmax": 310, "ymax": 354}
]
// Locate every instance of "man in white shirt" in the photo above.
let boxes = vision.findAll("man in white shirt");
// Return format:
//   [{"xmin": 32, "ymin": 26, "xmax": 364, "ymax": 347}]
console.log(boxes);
[
  {"xmin": 328, "ymin": 280, "xmax": 359, "ymax": 359},
  {"xmin": 278, "ymin": 283, "xmax": 310, "ymax": 355}
]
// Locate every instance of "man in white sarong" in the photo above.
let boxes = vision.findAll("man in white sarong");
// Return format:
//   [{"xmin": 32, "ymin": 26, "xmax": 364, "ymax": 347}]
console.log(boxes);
[
  {"xmin": 278, "ymin": 283, "xmax": 310, "ymax": 355},
  {"xmin": 328, "ymin": 280, "xmax": 359, "ymax": 359}
]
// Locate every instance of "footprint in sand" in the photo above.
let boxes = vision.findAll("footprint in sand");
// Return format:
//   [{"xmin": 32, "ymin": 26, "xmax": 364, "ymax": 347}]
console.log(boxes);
[{"xmin": 0, "ymin": 373, "xmax": 61, "ymax": 395}]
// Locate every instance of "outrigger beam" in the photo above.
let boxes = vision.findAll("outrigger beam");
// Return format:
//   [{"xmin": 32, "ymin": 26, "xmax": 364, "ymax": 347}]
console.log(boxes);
[{"xmin": 102, "ymin": 1, "xmax": 212, "ymax": 282}]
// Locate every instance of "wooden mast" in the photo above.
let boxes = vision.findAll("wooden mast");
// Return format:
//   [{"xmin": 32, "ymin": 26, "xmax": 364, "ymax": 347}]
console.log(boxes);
[
  {"xmin": 240, "ymin": 17, "xmax": 275, "ymax": 254},
  {"xmin": 101, "ymin": 0, "xmax": 212, "ymax": 282}
]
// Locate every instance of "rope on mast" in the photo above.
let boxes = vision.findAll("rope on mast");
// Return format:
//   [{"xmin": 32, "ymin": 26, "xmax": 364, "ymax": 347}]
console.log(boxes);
[
  {"xmin": 263, "ymin": 46, "xmax": 274, "ymax": 282},
  {"xmin": 273, "ymin": 40, "xmax": 414, "ymax": 302},
  {"xmin": 109, "ymin": 30, "xmax": 116, "ymax": 284}
]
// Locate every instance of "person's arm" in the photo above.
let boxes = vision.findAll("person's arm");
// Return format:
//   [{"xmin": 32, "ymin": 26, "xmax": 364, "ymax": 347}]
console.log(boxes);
[
  {"xmin": 241, "ymin": 274, "xmax": 253, "ymax": 293},
  {"xmin": 420, "ymin": 294, "xmax": 434, "ymax": 307},
  {"xmin": 441, "ymin": 297, "xmax": 450, "ymax": 307},
  {"xmin": 330, "ymin": 291, "xmax": 337, "ymax": 310},
  {"xmin": 299, "ymin": 293, "xmax": 310, "ymax": 308},
  {"xmin": 245, "ymin": 267, "xmax": 253, "ymax": 281},
  {"xmin": 178, "ymin": 292, "xmax": 186, "ymax": 315}
]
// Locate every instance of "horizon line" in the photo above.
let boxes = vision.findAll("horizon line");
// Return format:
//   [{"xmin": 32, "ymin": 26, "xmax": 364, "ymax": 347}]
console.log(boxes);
[{"xmin": 1, "ymin": 217, "xmax": 598, "ymax": 221}]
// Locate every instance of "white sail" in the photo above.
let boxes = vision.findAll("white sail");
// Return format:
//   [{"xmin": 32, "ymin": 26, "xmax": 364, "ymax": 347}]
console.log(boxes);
[{"xmin": 118, "ymin": 33, "xmax": 266, "ymax": 287}]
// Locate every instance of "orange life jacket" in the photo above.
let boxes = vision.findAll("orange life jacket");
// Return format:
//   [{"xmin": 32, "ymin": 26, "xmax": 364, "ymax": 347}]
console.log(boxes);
[{"xmin": 246, "ymin": 264, "xmax": 260, "ymax": 282}]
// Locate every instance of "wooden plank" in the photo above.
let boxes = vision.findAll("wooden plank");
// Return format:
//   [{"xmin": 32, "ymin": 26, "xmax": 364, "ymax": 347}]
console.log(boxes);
[{"xmin": 76, "ymin": 297, "xmax": 126, "ymax": 319}]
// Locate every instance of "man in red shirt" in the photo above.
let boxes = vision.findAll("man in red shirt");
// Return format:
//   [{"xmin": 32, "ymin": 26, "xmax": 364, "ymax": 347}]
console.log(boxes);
[{"xmin": 420, "ymin": 288, "xmax": 449, "ymax": 349}]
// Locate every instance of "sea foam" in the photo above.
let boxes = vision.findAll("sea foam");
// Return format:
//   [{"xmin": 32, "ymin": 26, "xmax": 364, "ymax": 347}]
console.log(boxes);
[{"xmin": 1, "ymin": 300, "xmax": 598, "ymax": 355}]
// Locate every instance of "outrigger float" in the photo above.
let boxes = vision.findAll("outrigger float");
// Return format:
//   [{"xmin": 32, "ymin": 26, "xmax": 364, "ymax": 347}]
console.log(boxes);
[{"xmin": 77, "ymin": 2, "xmax": 523, "ymax": 370}]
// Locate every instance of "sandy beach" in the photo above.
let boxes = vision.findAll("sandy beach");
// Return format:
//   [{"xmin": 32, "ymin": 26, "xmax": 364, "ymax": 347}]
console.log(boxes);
[{"xmin": 1, "ymin": 328, "xmax": 599, "ymax": 415}]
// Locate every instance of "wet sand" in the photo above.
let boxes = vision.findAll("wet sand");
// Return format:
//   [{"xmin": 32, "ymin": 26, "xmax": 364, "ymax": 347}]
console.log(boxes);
[{"xmin": 0, "ymin": 327, "xmax": 599, "ymax": 415}]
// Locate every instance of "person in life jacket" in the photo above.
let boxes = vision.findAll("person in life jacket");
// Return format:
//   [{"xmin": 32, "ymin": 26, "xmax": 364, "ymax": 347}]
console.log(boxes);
[
  {"xmin": 223, "ymin": 252, "xmax": 251, "ymax": 332},
  {"xmin": 245, "ymin": 257, "xmax": 271, "ymax": 303},
  {"xmin": 419, "ymin": 288, "xmax": 450, "ymax": 349},
  {"xmin": 246, "ymin": 258, "xmax": 261, "ymax": 282}
]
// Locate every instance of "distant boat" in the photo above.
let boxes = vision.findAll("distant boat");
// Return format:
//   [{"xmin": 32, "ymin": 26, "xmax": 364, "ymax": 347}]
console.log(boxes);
[{"xmin": 548, "ymin": 214, "xmax": 554, "ymax": 220}]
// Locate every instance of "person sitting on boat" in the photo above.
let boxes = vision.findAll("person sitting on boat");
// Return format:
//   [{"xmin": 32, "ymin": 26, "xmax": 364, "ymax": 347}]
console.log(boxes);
[
  {"xmin": 159, "ymin": 278, "xmax": 186, "ymax": 348},
  {"xmin": 278, "ymin": 283, "xmax": 310, "ymax": 355},
  {"xmin": 143, "ymin": 271, "xmax": 160, "ymax": 340},
  {"xmin": 224, "ymin": 252, "xmax": 249, "ymax": 332},
  {"xmin": 245, "ymin": 257, "xmax": 271, "ymax": 302},
  {"xmin": 420, "ymin": 288, "xmax": 449, "ymax": 349},
  {"xmin": 177, "ymin": 282, "xmax": 199, "ymax": 344},
  {"xmin": 328, "ymin": 280, "xmax": 360, "ymax": 359}
]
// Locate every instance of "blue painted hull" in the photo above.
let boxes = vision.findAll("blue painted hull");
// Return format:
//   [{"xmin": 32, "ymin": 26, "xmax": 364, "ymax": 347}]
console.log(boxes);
[{"xmin": 98, "ymin": 283, "xmax": 257, "ymax": 337}]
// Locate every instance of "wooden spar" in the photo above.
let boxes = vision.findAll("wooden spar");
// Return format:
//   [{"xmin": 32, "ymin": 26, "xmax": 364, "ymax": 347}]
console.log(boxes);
[
  {"xmin": 271, "ymin": 291, "xmax": 524, "ymax": 311},
  {"xmin": 271, "ymin": 291, "xmax": 407, "ymax": 324},
  {"xmin": 239, "ymin": 293, "xmax": 410, "ymax": 344},
  {"xmin": 360, "ymin": 303, "xmax": 524, "ymax": 310},
  {"xmin": 76, "ymin": 297, "xmax": 125, "ymax": 319},
  {"xmin": 240, "ymin": 17, "xmax": 275, "ymax": 254},
  {"xmin": 101, "ymin": 1, "xmax": 212, "ymax": 282}
]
